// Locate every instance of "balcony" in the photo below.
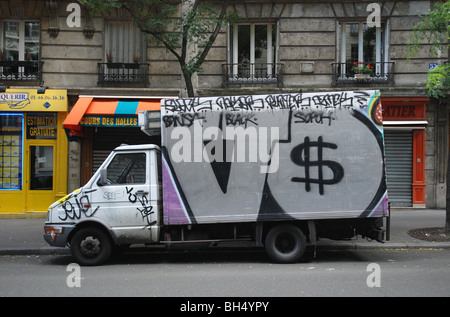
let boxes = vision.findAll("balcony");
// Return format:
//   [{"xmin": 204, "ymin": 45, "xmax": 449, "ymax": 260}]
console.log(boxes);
[
  {"xmin": 97, "ymin": 62, "xmax": 150, "ymax": 87},
  {"xmin": 222, "ymin": 63, "xmax": 284, "ymax": 87},
  {"xmin": 331, "ymin": 62, "xmax": 395, "ymax": 85},
  {"xmin": 0, "ymin": 60, "xmax": 43, "ymax": 83}
]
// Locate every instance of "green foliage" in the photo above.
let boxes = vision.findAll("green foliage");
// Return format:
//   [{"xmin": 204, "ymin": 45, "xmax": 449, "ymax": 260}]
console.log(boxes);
[
  {"xmin": 79, "ymin": 0, "xmax": 238, "ymax": 96},
  {"xmin": 408, "ymin": 1, "xmax": 450, "ymax": 98},
  {"xmin": 408, "ymin": 1, "xmax": 450, "ymax": 57},
  {"xmin": 426, "ymin": 63, "xmax": 450, "ymax": 98}
]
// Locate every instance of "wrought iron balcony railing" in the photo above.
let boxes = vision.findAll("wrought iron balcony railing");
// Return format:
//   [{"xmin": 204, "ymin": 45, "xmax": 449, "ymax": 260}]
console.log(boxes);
[
  {"xmin": 222, "ymin": 63, "xmax": 284, "ymax": 87},
  {"xmin": 0, "ymin": 60, "xmax": 43, "ymax": 82},
  {"xmin": 98, "ymin": 62, "xmax": 150, "ymax": 87},
  {"xmin": 331, "ymin": 62, "xmax": 395, "ymax": 85}
]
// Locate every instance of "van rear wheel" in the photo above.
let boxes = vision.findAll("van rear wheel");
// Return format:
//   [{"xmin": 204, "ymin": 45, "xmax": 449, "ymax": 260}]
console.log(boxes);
[
  {"xmin": 70, "ymin": 227, "xmax": 112, "ymax": 266},
  {"xmin": 265, "ymin": 224, "xmax": 306, "ymax": 263}
]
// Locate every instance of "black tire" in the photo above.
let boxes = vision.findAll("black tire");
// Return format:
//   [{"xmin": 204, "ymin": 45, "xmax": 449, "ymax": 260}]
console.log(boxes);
[
  {"xmin": 70, "ymin": 227, "xmax": 112, "ymax": 266},
  {"xmin": 265, "ymin": 224, "xmax": 306, "ymax": 263}
]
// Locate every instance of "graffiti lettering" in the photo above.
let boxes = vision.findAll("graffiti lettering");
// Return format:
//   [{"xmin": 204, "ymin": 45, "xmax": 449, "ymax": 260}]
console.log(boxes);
[
  {"xmin": 126, "ymin": 186, "xmax": 137, "ymax": 203},
  {"xmin": 126, "ymin": 186, "xmax": 156, "ymax": 227},
  {"xmin": 163, "ymin": 97, "xmax": 213, "ymax": 113},
  {"xmin": 58, "ymin": 189, "xmax": 99, "ymax": 220},
  {"xmin": 103, "ymin": 190, "xmax": 124, "ymax": 200},
  {"xmin": 225, "ymin": 112, "xmax": 258, "ymax": 127},
  {"xmin": 163, "ymin": 91, "xmax": 370, "ymax": 114},
  {"xmin": 163, "ymin": 113, "xmax": 206, "ymax": 128},
  {"xmin": 293, "ymin": 109, "xmax": 336, "ymax": 126}
]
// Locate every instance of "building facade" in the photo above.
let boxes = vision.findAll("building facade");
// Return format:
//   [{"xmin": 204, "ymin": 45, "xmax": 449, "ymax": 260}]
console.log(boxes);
[{"xmin": 0, "ymin": 0, "xmax": 448, "ymax": 214}]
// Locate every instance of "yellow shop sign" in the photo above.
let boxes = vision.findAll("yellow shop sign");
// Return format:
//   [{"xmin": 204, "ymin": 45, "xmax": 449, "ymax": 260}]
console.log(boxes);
[{"xmin": 0, "ymin": 89, "xmax": 67, "ymax": 112}]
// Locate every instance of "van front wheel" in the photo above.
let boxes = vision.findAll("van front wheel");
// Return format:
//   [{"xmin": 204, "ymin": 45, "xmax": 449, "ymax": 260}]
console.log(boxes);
[
  {"xmin": 70, "ymin": 227, "xmax": 112, "ymax": 266},
  {"xmin": 265, "ymin": 224, "xmax": 306, "ymax": 263}
]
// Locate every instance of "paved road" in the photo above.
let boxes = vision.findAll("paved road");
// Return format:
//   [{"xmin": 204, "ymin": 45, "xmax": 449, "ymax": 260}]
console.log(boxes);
[{"xmin": 1, "ymin": 248, "xmax": 449, "ymax": 298}]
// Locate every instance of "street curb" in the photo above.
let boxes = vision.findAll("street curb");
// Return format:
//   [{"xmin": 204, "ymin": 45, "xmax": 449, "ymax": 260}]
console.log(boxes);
[
  {"xmin": 0, "ymin": 248, "xmax": 70, "ymax": 256},
  {"xmin": 0, "ymin": 213, "xmax": 47, "ymax": 220},
  {"xmin": 314, "ymin": 242, "xmax": 450, "ymax": 251},
  {"xmin": 1, "ymin": 243, "xmax": 449, "ymax": 257}
]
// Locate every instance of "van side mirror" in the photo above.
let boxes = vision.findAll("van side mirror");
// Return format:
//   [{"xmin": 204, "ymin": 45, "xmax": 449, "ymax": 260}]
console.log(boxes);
[{"xmin": 98, "ymin": 169, "xmax": 108, "ymax": 186}]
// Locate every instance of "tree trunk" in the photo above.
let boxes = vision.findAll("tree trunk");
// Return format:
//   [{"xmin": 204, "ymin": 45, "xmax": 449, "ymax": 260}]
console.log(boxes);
[
  {"xmin": 182, "ymin": 70, "xmax": 194, "ymax": 97},
  {"xmin": 446, "ymin": 144, "xmax": 450, "ymax": 234}
]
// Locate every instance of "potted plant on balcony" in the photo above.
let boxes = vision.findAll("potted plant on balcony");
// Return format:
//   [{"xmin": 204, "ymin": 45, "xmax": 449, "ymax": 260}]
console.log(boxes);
[
  {"xmin": 352, "ymin": 61, "xmax": 373, "ymax": 80},
  {"xmin": 106, "ymin": 52, "xmax": 123, "ymax": 69}
]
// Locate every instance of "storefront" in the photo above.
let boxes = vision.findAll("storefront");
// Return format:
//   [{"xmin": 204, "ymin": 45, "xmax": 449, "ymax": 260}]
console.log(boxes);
[
  {"xmin": 63, "ymin": 96, "xmax": 164, "ymax": 185},
  {"xmin": 382, "ymin": 97, "xmax": 428, "ymax": 207},
  {"xmin": 0, "ymin": 88, "xmax": 68, "ymax": 213}
]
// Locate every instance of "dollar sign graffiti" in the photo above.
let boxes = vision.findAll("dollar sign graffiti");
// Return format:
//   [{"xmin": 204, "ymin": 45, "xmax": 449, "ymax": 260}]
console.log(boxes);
[{"xmin": 290, "ymin": 136, "xmax": 344, "ymax": 195}]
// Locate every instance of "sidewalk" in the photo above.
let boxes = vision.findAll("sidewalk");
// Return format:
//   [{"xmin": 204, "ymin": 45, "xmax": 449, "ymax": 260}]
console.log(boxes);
[{"xmin": 0, "ymin": 208, "xmax": 449, "ymax": 256}]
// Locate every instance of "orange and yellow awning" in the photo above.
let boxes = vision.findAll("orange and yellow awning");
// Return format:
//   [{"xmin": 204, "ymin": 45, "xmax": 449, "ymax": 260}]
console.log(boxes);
[{"xmin": 63, "ymin": 97, "xmax": 162, "ymax": 133}]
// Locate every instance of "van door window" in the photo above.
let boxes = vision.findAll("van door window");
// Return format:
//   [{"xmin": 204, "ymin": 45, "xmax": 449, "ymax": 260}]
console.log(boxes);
[{"xmin": 106, "ymin": 153, "xmax": 146, "ymax": 185}]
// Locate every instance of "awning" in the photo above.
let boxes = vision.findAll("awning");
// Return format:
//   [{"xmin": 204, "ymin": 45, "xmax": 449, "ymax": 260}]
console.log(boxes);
[{"xmin": 63, "ymin": 96, "xmax": 162, "ymax": 132}]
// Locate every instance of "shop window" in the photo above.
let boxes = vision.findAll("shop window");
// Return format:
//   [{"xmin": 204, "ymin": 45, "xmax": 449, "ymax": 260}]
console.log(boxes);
[
  {"xmin": 0, "ymin": 113, "xmax": 23, "ymax": 190},
  {"xmin": 224, "ymin": 22, "xmax": 283, "ymax": 86}
]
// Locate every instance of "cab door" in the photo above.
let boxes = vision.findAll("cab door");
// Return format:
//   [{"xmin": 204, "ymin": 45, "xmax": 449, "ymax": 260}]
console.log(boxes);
[{"xmin": 89, "ymin": 150, "xmax": 155, "ymax": 244}]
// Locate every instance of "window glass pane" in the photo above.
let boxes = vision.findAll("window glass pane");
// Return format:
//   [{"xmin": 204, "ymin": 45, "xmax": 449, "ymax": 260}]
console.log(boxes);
[
  {"xmin": 105, "ymin": 21, "xmax": 145, "ymax": 63},
  {"xmin": 3, "ymin": 22, "xmax": 19, "ymax": 61},
  {"xmin": 363, "ymin": 24, "xmax": 376, "ymax": 63},
  {"xmin": 254, "ymin": 25, "xmax": 267, "ymax": 64},
  {"xmin": 345, "ymin": 23, "xmax": 359, "ymax": 63},
  {"xmin": 106, "ymin": 153, "xmax": 146, "ymax": 185},
  {"xmin": 24, "ymin": 21, "xmax": 40, "ymax": 61},
  {"xmin": 2, "ymin": 21, "xmax": 40, "ymax": 61},
  {"xmin": 30, "ymin": 146, "xmax": 53, "ymax": 190},
  {"xmin": 237, "ymin": 24, "xmax": 250, "ymax": 64},
  {"xmin": 0, "ymin": 114, "xmax": 23, "ymax": 190}
]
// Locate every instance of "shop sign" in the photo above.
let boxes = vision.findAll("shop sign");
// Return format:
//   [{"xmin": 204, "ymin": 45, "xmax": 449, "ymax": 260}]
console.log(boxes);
[
  {"xmin": 79, "ymin": 115, "xmax": 138, "ymax": 127},
  {"xmin": 382, "ymin": 101, "xmax": 426, "ymax": 121},
  {"xmin": 26, "ymin": 113, "xmax": 57, "ymax": 139},
  {"xmin": 0, "ymin": 89, "xmax": 67, "ymax": 112}
]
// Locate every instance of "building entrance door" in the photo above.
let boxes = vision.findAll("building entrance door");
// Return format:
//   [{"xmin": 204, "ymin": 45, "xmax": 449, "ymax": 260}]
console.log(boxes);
[{"xmin": 26, "ymin": 143, "xmax": 55, "ymax": 211}]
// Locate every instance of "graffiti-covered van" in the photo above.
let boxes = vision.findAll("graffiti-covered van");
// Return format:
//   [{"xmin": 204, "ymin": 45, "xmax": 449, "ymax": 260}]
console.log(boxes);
[{"xmin": 45, "ymin": 90, "xmax": 389, "ymax": 265}]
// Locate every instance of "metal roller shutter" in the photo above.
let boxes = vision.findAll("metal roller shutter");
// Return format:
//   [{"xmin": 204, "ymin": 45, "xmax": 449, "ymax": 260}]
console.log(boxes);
[
  {"xmin": 92, "ymin": 127, "xmax": 160, "ymax": 173},
  {"xmin": 384, "ymin": 130, "xmax": 413, "ymax": 207}
]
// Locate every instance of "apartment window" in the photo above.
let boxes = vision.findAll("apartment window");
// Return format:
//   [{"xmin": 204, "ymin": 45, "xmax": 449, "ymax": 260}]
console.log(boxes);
[
  {"xmin": 225, "ymin": 22, "xmax": 282, "ymax": 85},
  {"xmin": 334, "ymin": 21, "xmax": 393, "ymax": 82},
  {"xmin": 0, "ymin": 21, "xmax": 41, "ymax": 82},
  {"xmin": 99, "ymin": 21, "xmax": 149, "ymax": 86},
  {"xmin": 2, "ymin": 21, "xmax": 40, "ymax": 62},
  {"xmin": 105, "ymin": 21, "xmax": 145, "ymax": 64}
]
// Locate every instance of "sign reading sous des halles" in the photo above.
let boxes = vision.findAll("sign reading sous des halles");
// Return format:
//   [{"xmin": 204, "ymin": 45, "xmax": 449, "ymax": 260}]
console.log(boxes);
[{"xmin": 79, "ymin": 115, "xmax": 139, "ymax": 127}]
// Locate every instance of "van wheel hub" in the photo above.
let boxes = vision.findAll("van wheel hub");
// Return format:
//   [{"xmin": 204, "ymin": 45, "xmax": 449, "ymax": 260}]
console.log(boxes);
[{"xmin": 80, "ymin": 236, "xmax": 101, "ymax": 258}]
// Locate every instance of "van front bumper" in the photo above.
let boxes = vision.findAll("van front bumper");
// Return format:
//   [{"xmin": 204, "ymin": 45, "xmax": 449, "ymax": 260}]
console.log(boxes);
[{"xmin": 44, "ymin": 224, "xmax": 76, "ymax": 247}]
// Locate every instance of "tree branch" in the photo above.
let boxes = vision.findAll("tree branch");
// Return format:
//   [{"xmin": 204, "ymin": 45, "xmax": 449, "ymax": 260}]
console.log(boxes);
[{"xmin": 120, "ymin": 1, "xmax": 183, "ymax": 63}]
